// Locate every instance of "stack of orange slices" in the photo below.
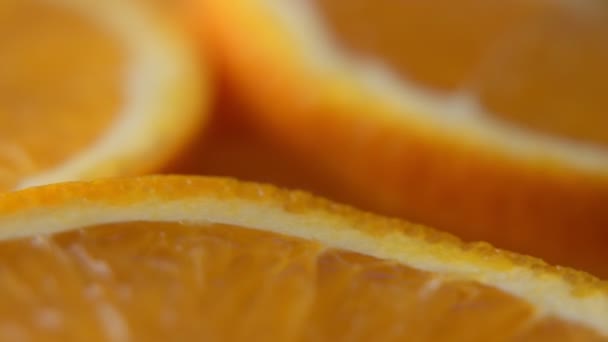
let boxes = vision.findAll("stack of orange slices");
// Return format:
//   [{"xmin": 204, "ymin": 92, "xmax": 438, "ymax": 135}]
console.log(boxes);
[{"xmin": 2, "ymin": 0, "xmax": 608, "ymax": 340}]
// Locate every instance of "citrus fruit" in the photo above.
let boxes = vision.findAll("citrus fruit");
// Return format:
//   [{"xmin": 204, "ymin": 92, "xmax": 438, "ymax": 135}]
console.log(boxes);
[
  {"xmin": 0, "ymin": 175, "xmax": 607, "ymax": 340},
  {"xmin": 0, "ymin": 0, "xmax": 207, "ymax": 191},
  {"xmin": 193, "ymin": 1, "xmax": 608, "ymax": 277}
]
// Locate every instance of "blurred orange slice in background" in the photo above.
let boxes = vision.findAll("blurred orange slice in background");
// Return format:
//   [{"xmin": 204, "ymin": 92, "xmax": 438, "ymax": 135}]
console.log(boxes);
[
  {"xmin": 194, "ymin": 1, "xmax": 608, "ymax": 277},
  {"xmin": 0, "ymin": 0, "xmax": 207, "ymax": 191},
  {"xmin": 0, "ymin": 175, "xmax": 607, "ymax": 340}
]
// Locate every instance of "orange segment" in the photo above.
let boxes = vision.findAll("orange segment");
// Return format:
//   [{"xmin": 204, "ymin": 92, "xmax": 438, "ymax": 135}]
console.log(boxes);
[
  {"xmin": 0, "ymin": 0, "xmax": 123, "ymax": 174},
  {"xmin": 0, "ymin": 0, "xmax": 206, "ymax": 191},
  {"xmin": 0, "ymin": 176, "xmax": 607, "ymax": 340},
  {"xmin": 314, "ymin": 0, "xmax": 608, "ymax": 146}
]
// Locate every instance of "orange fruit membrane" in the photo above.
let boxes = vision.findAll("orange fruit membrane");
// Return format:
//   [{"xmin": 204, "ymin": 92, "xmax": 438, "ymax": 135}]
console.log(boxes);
[
  {"xmin": 194, "ymin": 0, "xmax": 608, "ymax": 276},
  {"xmin": 0, "ymin": 176, "xmax": 606, "ymax": 341},
  {"xmin": 0, "ymin": 0, "xmax": 207, "ymax": 191}
]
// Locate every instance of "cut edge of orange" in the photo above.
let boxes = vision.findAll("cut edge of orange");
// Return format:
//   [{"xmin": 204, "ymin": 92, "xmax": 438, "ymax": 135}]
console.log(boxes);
[
  {"xmin": 14, "ymin": 0, "xmax": 208, "ymax": 190},
  {"xmin": 216, "ymin": 1, "xmax": 608, "ymax": 175},
  {"xmin": 0, "ymin": 175, "xmax": 607, "ymax": 336}
]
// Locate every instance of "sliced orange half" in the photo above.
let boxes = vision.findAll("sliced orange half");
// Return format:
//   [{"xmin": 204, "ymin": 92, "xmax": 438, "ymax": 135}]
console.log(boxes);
[
  {"xmin": 0, "ymin": 0, "xmax": 207, "ymax": 191},
  {"xmin": 194, "ymin": 1, "xmax": 608, "ymax": 277},
  {"xmin": 0, "ymin": 176, "xmax": 607, "ymax": 340}
]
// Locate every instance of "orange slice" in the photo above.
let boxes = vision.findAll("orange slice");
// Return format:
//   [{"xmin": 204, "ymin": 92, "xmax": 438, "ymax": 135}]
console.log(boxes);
[
  {"xmin": 193, "ymin": 1, "xmax": 608, "ymax": 277},
  {"xmin": 0, "ymin": 176, "xmax": 607, "ymax": 340},
  {"xmin": 0, "ymin": 0, "xmax": 207, "ymax": 191}
]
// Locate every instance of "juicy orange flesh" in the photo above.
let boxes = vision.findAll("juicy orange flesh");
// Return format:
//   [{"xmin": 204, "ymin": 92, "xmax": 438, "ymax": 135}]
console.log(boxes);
[
  {"xmin": 0, "ymin": 221, "xmax": 602, "ymax": 341},
  {"xmin": 0, "ymin": 1, "xmax": 125, "ymax": 188},
  {"xmin": 313, "ymin": 0, "xmax": 608, "ymax": 147}
]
